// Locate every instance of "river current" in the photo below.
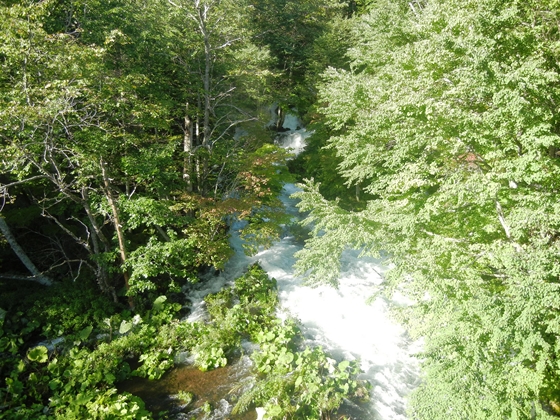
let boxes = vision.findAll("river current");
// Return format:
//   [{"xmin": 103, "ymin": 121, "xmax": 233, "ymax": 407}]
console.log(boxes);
[
  {"xmin": 122, "ymin": 119, "xmax": 421, "ymax": 419},
  {"xmin": 186, "ymin": 121, "xmax": 421, "ymax": 419}
]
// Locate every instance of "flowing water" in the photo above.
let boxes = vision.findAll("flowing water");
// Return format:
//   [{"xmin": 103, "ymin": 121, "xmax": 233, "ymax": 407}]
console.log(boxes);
[
  {"xmin": 214, "ymin": 186, "xmax": 420, "ymax": 419},
  {"xmin": 121, "ymin": 121, "xmax": 421, "ymax": 419},
  {"xmin": 196, "ymin": 121, "xmax": 420, "ymax": 418}
]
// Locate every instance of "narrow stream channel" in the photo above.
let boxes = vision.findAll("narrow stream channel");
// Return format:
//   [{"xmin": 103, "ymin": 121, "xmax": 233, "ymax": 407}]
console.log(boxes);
[{"xmin": 120, "ymin": 120, "xmax": 421, "ymax": 419}]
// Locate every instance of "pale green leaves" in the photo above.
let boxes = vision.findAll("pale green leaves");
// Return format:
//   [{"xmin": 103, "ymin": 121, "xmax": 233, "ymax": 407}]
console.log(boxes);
[
  {"xmin": 27, "ymin": 345, "xmax": 48, "ymax": 363},
  {"xmin": 296, "ymin": 0, "xmax": 560, "ymax": 417},
  {"xmin": 78, "ymin": 325, "xmax": 93, "ymax": 341},
  {"xmin": 152, "ymin": 295, "xmax": 167, "ymax": 312},
  {"xmin": 119, "ymin": 320, "xmax": 133, "ymax": 335}
]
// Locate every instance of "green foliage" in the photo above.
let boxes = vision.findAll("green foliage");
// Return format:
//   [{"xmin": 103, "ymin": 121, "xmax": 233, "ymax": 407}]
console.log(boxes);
[
  {"xmin": 235, "ymin": 321, "xmax": 368, "ymax": 419},
  {"xmin": 238, "ymin": 210, "xmax": 290, "ymax": 256},
  {"xmin": 27, "ymin": 346, "xmax": 48, "ymax": 363},
  {"xmin": 24, "ymin": 282, "xmax": 117, "ymax": 339},
  {"xmin": 0, "ymin": 0, "xmax": 290, "ymax": 304},
  {"xmin": 192, "ymin": 264, "xmax": 279, "ymax": 370},
  {"xmin": 296, "ymin": 0, "xmax": 560, "ymax": 417},
  {"xmin": 249, "ymin": 0, "xmax": 346, "ymax": 109},
  {"xmin": 0, "ymin": 0, "xmax": 375, "ymax": 418},
  {"xmin": 203, "ymin": 289, "xmax": 233, "ymax": 320},
  {"xmin": 289, "ymin": 122, "xmax": 370, "ymax": 209},
  {"xmin": 194, "ymin": 344, "xmax": 228, "ymax": 372},
  {"xmin": 183, "ymin": 263, "xmax": 364, "ymax": 418},
  {"xmin": 233, "ymin": 262, "xmax": 278, "ymax": 306},
  {"xmin": 235, "ymin": 144, "xmax": 295, "ymax": 254},
  {"xmin": 77, "ymin": 325, "xmax": 93, "ymax": 341},
  {"xmin": 0, "ymin": 256, "xmax": 362, "ymax": 419},
  {"xmin": 177, "ymin": 390, "xmax": 194, "ymax": 406},
  {"xmin": 0, "ymin": 289, "xmax": 187, "ymax": 417}
]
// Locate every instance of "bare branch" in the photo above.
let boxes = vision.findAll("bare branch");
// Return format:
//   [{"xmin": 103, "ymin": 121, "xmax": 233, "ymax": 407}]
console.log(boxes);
[
  {"xmin": 155, "ymin": 225, "xmax": 171, "ymax": 242},
  {"xmin": 0, "ymin": 175, "xmax": 48, "ymax": 190},
  {"xmin": 41, "ymin": 209, "xmax": 92, "ymax": 253},
  {"xmin": 213, "ymin": 37, "xmax": 243, "ymax": 50}
]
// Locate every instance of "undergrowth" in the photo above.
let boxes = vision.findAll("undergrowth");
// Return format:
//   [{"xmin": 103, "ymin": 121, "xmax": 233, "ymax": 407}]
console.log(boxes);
[{"xmin": 0, "ymin": 264, "xmax": 367, "ymax": 419}]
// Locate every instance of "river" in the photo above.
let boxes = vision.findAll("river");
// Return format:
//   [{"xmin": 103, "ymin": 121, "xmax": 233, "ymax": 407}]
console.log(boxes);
[{"xmin": 120, "ymin": 119, "xmax": 421, "ymax": 419}]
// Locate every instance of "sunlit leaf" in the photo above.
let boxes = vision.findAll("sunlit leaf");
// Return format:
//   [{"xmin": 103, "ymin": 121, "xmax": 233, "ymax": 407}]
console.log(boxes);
[{"xmin": 27, "ymin": 345, "xmax": 48, "ymax": 363}]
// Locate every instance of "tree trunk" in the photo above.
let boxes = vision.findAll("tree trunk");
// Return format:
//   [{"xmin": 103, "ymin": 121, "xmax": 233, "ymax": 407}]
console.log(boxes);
[
  {"xmin": 100, "ymin": 158, "xmax": 134, "ymax": 308},
  {"xmin": 199, "ymin": 2, "xmax": 213, "ymax": 194},
  {"xmin": 183, "ymin": 102, "xmax": 194, "ymax": 192},
  {"xmin": 199, "ymin": 3, "xmax": 212, "ymax": 148},
  {"xmin": 80, "ymin": 187, "xmax": 117, "ymax": 302},
  {"xmin": 0, "ymin": 216, "xmax": 52, "ymax": 286}
]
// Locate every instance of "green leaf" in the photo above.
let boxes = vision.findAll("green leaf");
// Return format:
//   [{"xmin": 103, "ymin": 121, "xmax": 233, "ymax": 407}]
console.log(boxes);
[
  {"xmin": 27, "ymin": 345, "xmax": 48, "ymax": 363},
  {"xmin": 75, "ymin": 392, "xmax": 93, "ymax": 406},
  {"xmin": 119, "ymin": 320, "xmax": 133, "ymax": 335},
  {"xmin": 105, "ymin": 372, "xmax": 116, "ymax": 384},
  {"xmin": 278, "ymin": 351, "xmax": 294, "ymax": 365},
  {"xmin": 78, "ymin": 325, "xmax": 93, "ymax": 341},
  {"xmin": 153, "ymin": 295, "xmax": 167, "ymax": 312},
  {"xmin": 267, "ymin": 405, "xmax": 282, "ymax": 417},
  {"xmin": 49, "ymin": 379, "xmax": 62, "ymax": 390},
  {"xmin": 338, "ymin": 360, "xmax": 350, "ymax": 372},
  {"xmin": 6, "ymin": 378, "xmax": 23, "ymax": 395}
]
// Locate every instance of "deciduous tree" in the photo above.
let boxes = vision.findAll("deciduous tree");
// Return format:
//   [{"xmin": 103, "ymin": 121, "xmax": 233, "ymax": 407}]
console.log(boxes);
[{"xmin": 295, "ymin": 0, "xmax": 560, "ymax": 417}]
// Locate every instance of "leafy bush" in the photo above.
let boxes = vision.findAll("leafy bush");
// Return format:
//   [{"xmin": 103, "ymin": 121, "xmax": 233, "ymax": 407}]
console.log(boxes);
[
  {"xmin": 26, "ymin": 281, "xmax": 117, "ymax": 339},
  {"xmin": 0, "ymin": 264, "xmax": 364, "ymax": 420},
  {"xmin": 0, "ymin": 294, "xmax": 187, "ymax": 418},
  {"xmin": 235, "ymin": 321, "xmax": 369, "ymax": 419},
  {"xmin": 198, "ymin": 264, "xmax": 368, "ymax": 419}
]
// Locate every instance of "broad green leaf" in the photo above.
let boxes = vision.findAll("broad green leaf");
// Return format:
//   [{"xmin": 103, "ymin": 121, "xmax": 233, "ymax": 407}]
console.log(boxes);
[
  {"xmin": 6, "ymin": 378, "xmax": 23, "ymax": 395},
  {"xmin": 278, "ymin": 351, "xmax": 294, "ymax": 365},
  {"xmin": 119, "ymin": 320, "xmax": 133, "ymax": 335},
  {"xmin": 338, "ymin": 360, "xmax": 350, "ymax": 372},
  {"xmin": 27, "ymin": 345, "xmax": 48, "ymax": 363},
  {"xmin": 49, "ymin": 379, "xmax": 62, "ymax": 390},
  {"xmin": 153, "ymin": 295, "xmax": 167, "ymax": 311},
  {"xmin": 78, "ymin": 325, "xmax": 93, "ymax": 341}
]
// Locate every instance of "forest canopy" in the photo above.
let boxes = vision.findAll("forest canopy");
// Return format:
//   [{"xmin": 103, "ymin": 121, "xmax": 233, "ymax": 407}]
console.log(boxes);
[
  {"xmin": 294, "ymin": 0, "xmax": 560, "ymax": 418},
  {"xmin": 3, "ymin": 0, "xmax": 560, "ymax": 419}
]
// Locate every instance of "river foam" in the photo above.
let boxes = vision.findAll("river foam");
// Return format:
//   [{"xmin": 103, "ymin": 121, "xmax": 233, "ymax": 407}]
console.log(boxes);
[{"xmin": 183, "ymin": 122, "xmax": 421, "ymax": 419}]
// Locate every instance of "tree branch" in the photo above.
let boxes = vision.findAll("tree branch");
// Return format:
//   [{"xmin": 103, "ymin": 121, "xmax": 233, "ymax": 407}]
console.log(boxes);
[{"xmin": 0, "ymin": 216, "xmax": 52, "ymax": 286}]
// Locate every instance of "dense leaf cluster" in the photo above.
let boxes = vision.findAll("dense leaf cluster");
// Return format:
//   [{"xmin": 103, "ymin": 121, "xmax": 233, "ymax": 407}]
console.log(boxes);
[
  {"xmin": 295, "ymin": 0, "xmax": 560, "ymax": 418},
  {"xmin": 0, "ymin": 0, "xmax": 298, "ymax": 304}
]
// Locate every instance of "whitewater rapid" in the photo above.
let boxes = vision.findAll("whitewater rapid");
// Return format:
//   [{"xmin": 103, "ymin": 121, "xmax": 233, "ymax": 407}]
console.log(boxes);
[
  {"xmin": 185, "ymin": 122, "xmax": 421, "ymax": 419},
  {"xmin": 253, "ymin": 183, "xmax": 420, "ymax": 419},
  {"xmin": 186, "ymin": 187, "xmax": 421, "ymax": 419}
]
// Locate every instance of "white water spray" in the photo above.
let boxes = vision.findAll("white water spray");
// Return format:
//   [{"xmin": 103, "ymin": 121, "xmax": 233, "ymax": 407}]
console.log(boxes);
[
  {"xmin": 186, "ymin": 121, "xmax": 420, "ymax": 419},
  {"xmin": 247, "ymin": 185, "xmax": 420, "ymax": 419},
  {"xmin": 273, "ymin": 111, "xmax": 310, "ymax": 156}
]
